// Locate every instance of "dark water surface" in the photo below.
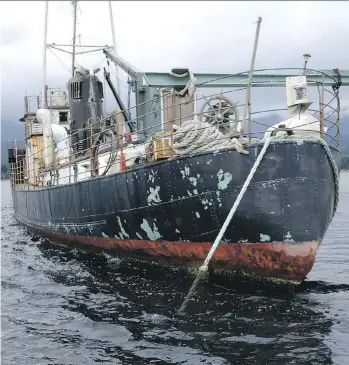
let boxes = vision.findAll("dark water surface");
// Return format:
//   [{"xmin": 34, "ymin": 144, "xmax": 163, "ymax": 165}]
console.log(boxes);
[{"xmin": 1, "ymin": 175, "xmax": 349, "ymax": 365}]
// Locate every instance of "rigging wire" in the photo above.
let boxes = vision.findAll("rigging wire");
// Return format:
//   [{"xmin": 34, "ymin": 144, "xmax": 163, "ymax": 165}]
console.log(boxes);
[{"xmin": 47, "ymin": 48, "xmax": 71, "ymax": 74}]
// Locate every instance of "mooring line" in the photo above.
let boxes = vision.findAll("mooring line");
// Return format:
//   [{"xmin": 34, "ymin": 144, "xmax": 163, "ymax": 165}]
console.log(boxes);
[{"xmin": 177, "ymin": 135, "xmax": 271, "ymax": 314}]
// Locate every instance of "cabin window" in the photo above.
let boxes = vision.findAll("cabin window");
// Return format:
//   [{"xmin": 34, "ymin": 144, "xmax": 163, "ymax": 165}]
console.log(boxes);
[
  {"xmin": 70, "ymin": 81, "xmax": 82, "ymax": 99},
  {"xmin": 59, "ymin": 112, "xmax": 68, "ymax": 123},
  {"xmin": 98, "ymin": 81, "xmax": 104, "ymax": 99}
]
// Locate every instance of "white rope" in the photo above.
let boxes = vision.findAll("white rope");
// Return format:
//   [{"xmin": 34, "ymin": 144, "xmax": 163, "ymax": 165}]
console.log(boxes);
[
  {"xmin": 318, "ymin": 138, "xmax": 339, "ymax": 219},
  {"xmin": 169, "ymin": 70, "xmax": 196, "ymax": 99},
  {"xmin": 178, "ymin": 134, "xmax": 271, "ymax": 314},
  {"xmin": 172, "ymin": 120, "xmax": 249, "ymax": 155}
]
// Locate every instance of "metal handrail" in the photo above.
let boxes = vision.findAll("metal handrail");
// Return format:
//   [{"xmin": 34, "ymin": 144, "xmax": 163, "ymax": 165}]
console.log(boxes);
[{"xmin": 9, "ymin": 67, "xmax": 341, "ymax": 189}]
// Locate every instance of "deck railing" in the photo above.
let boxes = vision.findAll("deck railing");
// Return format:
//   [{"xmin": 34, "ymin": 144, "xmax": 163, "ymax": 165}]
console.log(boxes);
[{"xmin": 9, "ymin": 68, "xmax": 341, "ymax": 189}]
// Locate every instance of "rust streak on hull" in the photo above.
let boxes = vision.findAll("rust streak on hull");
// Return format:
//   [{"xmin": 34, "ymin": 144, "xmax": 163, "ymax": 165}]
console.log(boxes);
[{"xmin": 34, "ymin": 227, "xmax": 320, "ymax": 283}]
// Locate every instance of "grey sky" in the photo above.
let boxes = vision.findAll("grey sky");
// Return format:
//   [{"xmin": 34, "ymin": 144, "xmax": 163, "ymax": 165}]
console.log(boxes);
[{"xmin": 1, "ymin": 1, "xmax": 349, "ymax": 144}]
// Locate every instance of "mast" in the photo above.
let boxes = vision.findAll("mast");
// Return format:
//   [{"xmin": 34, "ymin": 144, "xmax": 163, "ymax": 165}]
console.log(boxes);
[
  {"xmin": 71, "ymin": 0, "xmax": 78, "ymax": 77},
  {"xmin": 42, "ymin": 1, "xmax": 48, "ymax": 108},
  {"xmin": 108, "ymin": 1, "xmax": 120, "ymax": 95},
  {"xmin": 240, "ymin": 17, "xmax": 262, "ymax": 141}
]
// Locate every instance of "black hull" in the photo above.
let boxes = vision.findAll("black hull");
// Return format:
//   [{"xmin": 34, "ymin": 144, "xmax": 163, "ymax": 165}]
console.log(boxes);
[{"xmin": 11, "ymin": 140, "xmax": 341, "ymax": 282}]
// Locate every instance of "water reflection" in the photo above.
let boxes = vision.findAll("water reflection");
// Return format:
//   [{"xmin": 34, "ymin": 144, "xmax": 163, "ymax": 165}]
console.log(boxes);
[{"xmin": 36, "ymin": 239, "xmax": 339, "ymax": 365}]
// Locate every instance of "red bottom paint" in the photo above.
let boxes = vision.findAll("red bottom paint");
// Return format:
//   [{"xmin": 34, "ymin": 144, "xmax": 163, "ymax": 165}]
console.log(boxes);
[{"xmin": 35, "ymin": 228, "xmax": 320, "ymax": 283}]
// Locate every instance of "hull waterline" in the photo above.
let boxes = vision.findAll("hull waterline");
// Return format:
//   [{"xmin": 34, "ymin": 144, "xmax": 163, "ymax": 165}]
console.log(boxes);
[{"xmin": 11, "ymin": 139, "xmax": 341, "ymax": 284}]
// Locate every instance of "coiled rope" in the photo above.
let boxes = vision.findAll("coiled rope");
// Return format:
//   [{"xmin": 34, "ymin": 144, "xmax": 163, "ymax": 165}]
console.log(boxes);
[
  {"xmin": 169, "ymin": 69, "xmax": 196, "ymax": 99},
  {"xmin": 177, "ymin": 134, "xmax": 271, "ymax": 314},
  {"xmin": 172, "ymin": 120, "xmax": 249, "ymax": 155}
]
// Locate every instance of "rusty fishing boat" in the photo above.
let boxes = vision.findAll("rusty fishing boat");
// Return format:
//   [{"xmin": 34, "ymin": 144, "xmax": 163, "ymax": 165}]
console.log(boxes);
[{"xmin": 8, "ymin": 2, "xmax": 346, "ymax": 284}]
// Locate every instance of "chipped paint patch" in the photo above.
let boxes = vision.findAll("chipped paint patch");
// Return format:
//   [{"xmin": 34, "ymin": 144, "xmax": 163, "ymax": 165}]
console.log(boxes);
[
  {"xmin": 238, "ymin": 239, "xmax": 249, "ymax": 243},
  {"xmin": 175, "ymin": 229, "xmax": 180, "ymax": 233},
  {"xmin": 217, "ymin": 169, "xmax": 233, "ymax": 190},
  {"xmin": 216, "ymin": 191, "xmax": 222, "ymax": 207},
  {"xmin": 147, "ymin": 169, "xmax": 157, "ymax": 184},
  {"xmin": 140, "ymin": 219, "xmax": 162, "ymax": 240},
  {"xmin": 116, "ymin": 216, "xmax": 129, "ymax": 239},
  {"xmin": 207, "ymin": 159, "xmax": 212, "ymax": 165},
  {"xmin": 189, "ymin": 177, "xmax": 198, "ymax": 187},
  {"xmin": 136, "ymin": 232, "xmax": 143, "ymax": 239},
  {"xmin": 102, "ymin": 232, "xmax": 109, "ymax": 238},
  {"xmin": 193, "ymin": 189, "xmax": 198, "ymax": 195},
  {"xmin": 260, "ymin": 233, "xmax": 270, "ymax": 242},
  {"xmin": 180, "ymin": 165, "xmax": 190, "ymax": 179},
  {"xmin": 285, "ymin": 231, "xmax": 294, "ymax": 243},
  {"xmin": 147, "ymin": 186, "xmax": 161, "ymax": 205}
]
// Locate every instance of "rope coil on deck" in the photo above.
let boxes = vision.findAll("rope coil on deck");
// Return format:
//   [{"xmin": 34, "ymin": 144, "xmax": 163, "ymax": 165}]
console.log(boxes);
[{"xmin": 172, "ymin": 120, "xmax": 249, "ymax": 155}]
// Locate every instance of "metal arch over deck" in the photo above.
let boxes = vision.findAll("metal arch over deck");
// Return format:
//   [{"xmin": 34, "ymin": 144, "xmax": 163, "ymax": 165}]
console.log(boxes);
[
  {"xmin": 103, "ymin": 49, "xmax": 348, "ymax": 88},
  {"xmin": 102, "ymin": 48, "xmax": 347, "ymax": 138},
  {"xmin": 143, "ymin": 70, "xmax": 349, "ymax": 88}
]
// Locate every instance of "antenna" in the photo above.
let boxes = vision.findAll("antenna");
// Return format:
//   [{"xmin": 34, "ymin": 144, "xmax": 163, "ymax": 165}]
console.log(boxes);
[
  {"xmin": 108, "ymin": 1, "xmax": 120, "ymax": 95},
  {"xmin": 71, "ymin": 0, "xmax": 78, "ymax": 77},
  {"xmin": 42, "ymin": 1, "xmax": 49, "ymax": 108}
]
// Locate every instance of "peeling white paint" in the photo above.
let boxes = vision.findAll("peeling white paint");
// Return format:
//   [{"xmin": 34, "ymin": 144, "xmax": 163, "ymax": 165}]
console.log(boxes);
[
  {"xmin": 147, "ymin": 186, "xmax": 161, "ymax": 205},
  {"xmin": 206, "ymin": 159, "xmax": 212, "ymax": 165},
  {"xmin": 181, "ymin": 165, "xmax": 191, "ymax": 179},
  {"xmin": 260, "ymin": 233, "xmax": 270, "ymax": 242},
  {"xmin": 217, "ymin": 169, "xmax": 233, "ymax": 190},
  {"xmin": 175, "ymin": 229, "xmax": 180, "ymax": 233},
  {"xmin": 148, "ymin": 170, "xmax": 156, "ymax": 183},
  {"xmin": 270, "ymin": 211, "xmax": 275, "ymax": 214},
  {"xmin": 216, "ymin": 191, "xmax": 222, "ymax": 207},
  {"xmin": 140, "ymin": 219, "xmax": 162, "ymax": 240},
  {"xmin": 102, "ymin": 232, "xmax": 109, "ymax": 238},
  {"xmin": 189, "ymin": 177, "xmax": 198, "ymax": 187},
  {"xmin": 136, "ymin": 232, "xmax": 143, "ymax": 239},
  {"xmin": 117, "ymin": 216, "xmax": 129, "ymax": 239},
  {"xmin": 285, "ymin": 231, "xmax": 294, "ymax": 242},
  {"xmin": 195, "ymin": 212, "xmax": 200, "ymax": 218},
  {"xmin": 187, "ymin": 190, "xmax": 192, "ymax": 197},
  {"xmin": 193, "ymin": 189, "xmax": 198, "ymax": 195},
  {"xmin": 238, "ymin": 239, "xmax": 249, "ymax": 243}
]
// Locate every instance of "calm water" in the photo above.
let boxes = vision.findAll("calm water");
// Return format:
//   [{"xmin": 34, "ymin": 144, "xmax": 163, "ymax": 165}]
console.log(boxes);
[{"xmin": 1, "ymin": 174, "xmax": 349, "ymax": 365}]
